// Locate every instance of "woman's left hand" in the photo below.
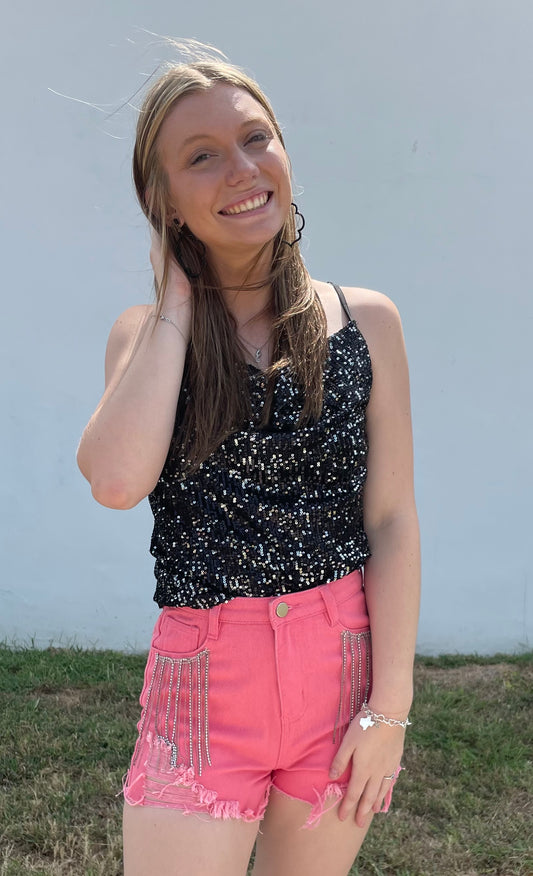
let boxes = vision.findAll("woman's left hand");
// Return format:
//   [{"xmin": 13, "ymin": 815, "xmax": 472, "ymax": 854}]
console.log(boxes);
[{"xmin": 329, "ymin": 711, "xmax": 405, "ymax": 826}]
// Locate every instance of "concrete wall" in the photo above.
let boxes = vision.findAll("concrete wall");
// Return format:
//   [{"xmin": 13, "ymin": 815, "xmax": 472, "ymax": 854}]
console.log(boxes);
[{"xmin": 1, "ymin": 0, "xmax": 532, "ymax": 653}]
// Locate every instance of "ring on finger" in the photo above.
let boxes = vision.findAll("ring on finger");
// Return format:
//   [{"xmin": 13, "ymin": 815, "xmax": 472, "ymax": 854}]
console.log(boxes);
[{"xmin": 383, "ymin": 773, "xmax": 396, "ymax": 780}]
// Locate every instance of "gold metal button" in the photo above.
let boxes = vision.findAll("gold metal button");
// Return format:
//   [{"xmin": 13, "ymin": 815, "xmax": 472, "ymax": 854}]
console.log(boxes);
[{"xmin": 276, "ymin": 602, "xmax": 289, "ymax": 618}]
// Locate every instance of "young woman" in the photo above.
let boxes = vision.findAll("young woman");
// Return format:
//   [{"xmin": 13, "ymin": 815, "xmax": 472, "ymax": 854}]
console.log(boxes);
[{"xmin": 77, "ymin": 58, "xmax": 420, "ymax": 876}]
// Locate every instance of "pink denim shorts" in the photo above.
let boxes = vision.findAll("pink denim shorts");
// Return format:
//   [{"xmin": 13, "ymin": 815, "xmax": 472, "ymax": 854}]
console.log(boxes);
[{"xmin": 123, "ymin": 570, "xmax": 397, "ymax": 827}]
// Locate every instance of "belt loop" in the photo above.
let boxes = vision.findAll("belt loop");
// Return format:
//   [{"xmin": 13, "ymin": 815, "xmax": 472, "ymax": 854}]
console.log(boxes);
[
  {"xmin": 320, "ymin": 583, "xmax": 339, "ymax": 627},
  {"xmin": 207, "ymin": 604, "xmax": 222, "ymax": 641}
]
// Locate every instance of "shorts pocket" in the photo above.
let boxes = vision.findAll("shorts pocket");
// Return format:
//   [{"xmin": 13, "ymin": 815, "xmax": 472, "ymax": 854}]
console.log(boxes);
[
  {"xmin": 334, "ymin": 587, "xmax": 370, "ymax": 634},
  {"xmin": 152, "ymin": 607, "xmax": 208, "ymax": 656}
]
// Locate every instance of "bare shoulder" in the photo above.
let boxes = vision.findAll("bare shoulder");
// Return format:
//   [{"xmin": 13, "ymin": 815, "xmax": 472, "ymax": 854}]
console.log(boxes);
[
  {"xmin": 343, "ymin": 286, "xmax": 401, "ymax": 327},
  {"xmin": 310, "ymin": 279, "xmax": 404, "ymax": 356},
  {"xmin": 341, "ymin": 286, "xmax": 405, "ymax": 363}
]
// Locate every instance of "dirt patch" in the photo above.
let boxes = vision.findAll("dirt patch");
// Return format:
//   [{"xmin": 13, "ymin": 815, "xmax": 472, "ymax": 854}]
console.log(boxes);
[
  {"xmin": 415, "ymin": 662, "xmax": 531, "ymax": 691},
  {"xmin": 30, "ymin": 686, "xmax": 100, "ymax": 707}
]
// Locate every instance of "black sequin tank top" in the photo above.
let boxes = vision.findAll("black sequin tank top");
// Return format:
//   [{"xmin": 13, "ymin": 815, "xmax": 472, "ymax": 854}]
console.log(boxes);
[{"xmin": 149, "ymin": 285, "xmax": 373, "ymax": 609}]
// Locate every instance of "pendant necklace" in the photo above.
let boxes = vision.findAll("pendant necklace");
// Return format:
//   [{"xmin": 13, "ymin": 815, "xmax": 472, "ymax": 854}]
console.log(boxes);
[{"xmin": 239, "ymin": 335, "xmax": 270, "ymax": 363}]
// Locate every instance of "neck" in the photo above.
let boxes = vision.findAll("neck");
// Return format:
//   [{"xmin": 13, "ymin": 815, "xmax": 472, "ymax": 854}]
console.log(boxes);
[
  {"xmin": 225, "ymin": 286, "xmax": 273, "ymax": 330},
  {"xmin": 207, "ymin": 242, "xmax": 274, "ymax": 325}
]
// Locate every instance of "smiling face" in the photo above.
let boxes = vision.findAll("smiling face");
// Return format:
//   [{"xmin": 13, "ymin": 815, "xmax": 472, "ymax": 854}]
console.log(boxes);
[{"xmin": 156, "ymin": 84, "xmax": 293, "ymax": 270}]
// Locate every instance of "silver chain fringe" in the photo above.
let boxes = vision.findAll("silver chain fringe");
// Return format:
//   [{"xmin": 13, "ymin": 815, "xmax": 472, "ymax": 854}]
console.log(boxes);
[
  {"xmin": 333, "ymin": 630, "xmax": 371, "ymax": 743},
  {"xmin": 133, "ymin": 650, "xmax": 212, "ymax": 776}
]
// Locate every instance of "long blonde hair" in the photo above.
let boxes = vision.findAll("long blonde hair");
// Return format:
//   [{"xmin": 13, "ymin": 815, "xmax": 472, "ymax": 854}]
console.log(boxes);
[{"xmin": 133, "ymin": 59, "xmax": 328, "ymax": 470}]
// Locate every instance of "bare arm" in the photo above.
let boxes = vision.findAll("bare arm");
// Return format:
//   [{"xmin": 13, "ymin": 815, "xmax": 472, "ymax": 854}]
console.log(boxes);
[
  {"xmin": 361, "ymin": 292, "xmax": 420, "ymax": 716},
  {"xmin": 76, "ymin": 237, "xmax": 192, "ymax": 509},
  {"xmin": 330, "ymin": 288, "xmax": 420, "ymax": 823}
]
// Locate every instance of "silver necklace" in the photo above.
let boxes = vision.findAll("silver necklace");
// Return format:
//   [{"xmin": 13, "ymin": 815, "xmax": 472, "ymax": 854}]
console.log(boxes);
[{"xmin": 238, "ymin": 334, "xmax": 270, "ymax": 363}]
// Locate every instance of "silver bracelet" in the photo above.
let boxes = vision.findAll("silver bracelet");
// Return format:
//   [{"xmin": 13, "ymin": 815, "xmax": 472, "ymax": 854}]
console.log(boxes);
[
  {"xmin": 359, "ymin": 703, "xmax": 412, "ymax": 731},
  {"xmin": 150, "ymin": 313, "xmax": 186, "ymax": 338},
  {"xmin": 152, "ymin": 313, "xmax": 180, "ymax": 332}
]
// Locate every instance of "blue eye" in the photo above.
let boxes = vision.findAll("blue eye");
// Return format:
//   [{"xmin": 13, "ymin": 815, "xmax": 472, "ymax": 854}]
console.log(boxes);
[
  {"xmin": 246, "ymin": 132, "xmax": 268, "ymax": 145},
  {"xmin": 191, "ymin": 152, "xmax": 212, "ymax": 165}
]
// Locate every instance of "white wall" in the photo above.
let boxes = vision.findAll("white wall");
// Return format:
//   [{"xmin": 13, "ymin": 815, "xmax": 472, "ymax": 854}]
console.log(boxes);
[{"xmin": 1, "ymin": 0, "xmax": 531, "ymax": 654}]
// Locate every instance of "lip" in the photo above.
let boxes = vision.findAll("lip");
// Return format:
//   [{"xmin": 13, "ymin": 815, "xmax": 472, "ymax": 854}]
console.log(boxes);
[{"xmin": 218, "ymin": 190, "xmax": 272, "ymax": 215}]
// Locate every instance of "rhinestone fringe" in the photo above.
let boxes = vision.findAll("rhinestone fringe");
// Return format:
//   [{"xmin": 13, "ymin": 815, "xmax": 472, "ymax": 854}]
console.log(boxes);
[
  {"xmin": 133, "ymin": 650, "xmax": 212, "ymax": 775},
  {"xmin": 333, "ymin": 630, "xmax": 372, "ymax": 743}
]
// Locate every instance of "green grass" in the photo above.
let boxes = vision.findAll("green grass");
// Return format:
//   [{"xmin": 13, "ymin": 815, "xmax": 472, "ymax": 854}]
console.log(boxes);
[{"xmin": 1, "ymin": 647, "xmax": 531, "ymax": 875}]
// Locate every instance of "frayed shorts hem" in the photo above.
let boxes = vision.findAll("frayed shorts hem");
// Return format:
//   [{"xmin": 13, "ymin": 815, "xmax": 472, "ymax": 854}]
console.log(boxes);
[
  {"xmin": 270, "ymin": 770, "xmax": 400, "ymax": 830},
  {"xmin": 121, "ymin": 753, "xmax": 270, "ymax": 823},
  {"xmin": 121, "ymin": 769, "xmax": 342, "ymax": 829},
  {"xmin": 121, "ymin": 767, "xmax": 401, "ymax": 831}
]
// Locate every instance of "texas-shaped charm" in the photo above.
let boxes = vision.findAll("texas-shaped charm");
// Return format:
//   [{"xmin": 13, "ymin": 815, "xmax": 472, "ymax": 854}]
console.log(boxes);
[{"xmin": 359, "ymin": 715, "xmax": 375, "ymax": 731}]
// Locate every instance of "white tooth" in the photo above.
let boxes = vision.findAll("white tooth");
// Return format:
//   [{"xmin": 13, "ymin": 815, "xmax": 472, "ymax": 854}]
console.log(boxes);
[{"xmin": 223, "ymin": 193, "xmax": 267, "ymax": 215}]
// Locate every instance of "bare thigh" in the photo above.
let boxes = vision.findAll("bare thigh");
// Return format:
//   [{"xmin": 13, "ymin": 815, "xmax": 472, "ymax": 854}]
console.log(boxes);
[
  {"xmin": 123, "ymin": 801, "xmax": 259, "ymax": 876},
  {"xmin": 251, "ymin": 788, "xmax": 373, "ymax": 876}
]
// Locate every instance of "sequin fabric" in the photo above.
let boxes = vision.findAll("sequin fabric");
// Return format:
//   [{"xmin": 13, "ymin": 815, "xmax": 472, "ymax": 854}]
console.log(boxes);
[{"xmin": 149, "ymin": 319, "xmax": 373, "ymax": 609}]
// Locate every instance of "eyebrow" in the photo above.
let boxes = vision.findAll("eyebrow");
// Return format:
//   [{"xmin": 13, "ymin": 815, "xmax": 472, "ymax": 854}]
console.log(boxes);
[{"xmin": 179, "ymin": 118, "xmax": 271, "ymax": 149}]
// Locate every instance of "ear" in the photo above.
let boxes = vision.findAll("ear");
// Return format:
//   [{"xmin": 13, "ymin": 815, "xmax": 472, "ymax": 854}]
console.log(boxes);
[{"xmin": 144, "ymin": 185, "xmax": 179, "ymax": 226}]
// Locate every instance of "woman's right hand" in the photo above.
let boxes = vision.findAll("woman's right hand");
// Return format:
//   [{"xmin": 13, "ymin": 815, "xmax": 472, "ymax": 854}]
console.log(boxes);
[{"xmin": 150, "ymin": 228, "xmax": 192, "ymax": 310}]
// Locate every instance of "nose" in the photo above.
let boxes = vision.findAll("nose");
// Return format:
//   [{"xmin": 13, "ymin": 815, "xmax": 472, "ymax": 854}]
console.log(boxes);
[{"xmin": 225, "ymin": 147, "xmax": 258, "ymax": 186}]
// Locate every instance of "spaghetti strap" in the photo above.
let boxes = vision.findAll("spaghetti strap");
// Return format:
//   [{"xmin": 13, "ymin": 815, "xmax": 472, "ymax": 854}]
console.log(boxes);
[{"xmin": 329, "ymin": 283, "xmax": 353, "ymax": 323}]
